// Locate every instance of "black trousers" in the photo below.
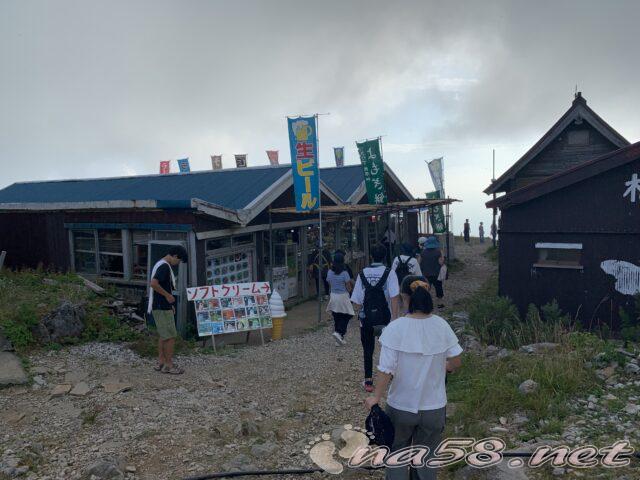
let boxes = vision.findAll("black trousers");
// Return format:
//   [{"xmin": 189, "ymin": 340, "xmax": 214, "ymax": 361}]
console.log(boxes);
[
  {"xmin": 427, "ymin": 275, "xmax": 444, "ymax": 299},
  {"xmin": 332, "ymin": 312, "xmax": 351, "ymax": 336},
  {"xmin": 360, "ymin": 324, "xmax": 376, "ymax": 379}
]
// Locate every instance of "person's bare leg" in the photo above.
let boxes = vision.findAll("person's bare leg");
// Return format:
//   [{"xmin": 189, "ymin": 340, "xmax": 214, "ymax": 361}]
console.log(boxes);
[
  {"xmin": 164, "ymin": 338, "xmax": 175, "ymax": 368},
  {"xmin": 157, "ymin": 338, "xmax": 166, "ymax": 366}
]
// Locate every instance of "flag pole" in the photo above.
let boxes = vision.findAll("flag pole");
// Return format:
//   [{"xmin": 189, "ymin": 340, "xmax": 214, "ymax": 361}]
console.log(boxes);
[{"xmin": 315, "ymin": 114, "xmax": 323, "ymax": 324}]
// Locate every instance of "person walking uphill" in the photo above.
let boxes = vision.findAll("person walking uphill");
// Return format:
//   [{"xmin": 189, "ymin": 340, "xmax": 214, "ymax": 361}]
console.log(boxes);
[
  {"xmin": 463, "ymin": 219, "xmax": 470, "ymax": 244},
  {"xmin": 420, "ymin": 237, "xmax": 445, "ymax": 309},
  {"xmin": 365, "ymin": 277, "xmax": 463, "ymax": 480},
  {"xmin": 148, "ymin": 246, "xmax": 188, "ymax": 375},
  {"xmin": 326, "ymin": 252, "xmax": 354, "ymax": 346},
  {"xmin": 351, "ymin": 244, "xmax": 400, "ymax": 393}
]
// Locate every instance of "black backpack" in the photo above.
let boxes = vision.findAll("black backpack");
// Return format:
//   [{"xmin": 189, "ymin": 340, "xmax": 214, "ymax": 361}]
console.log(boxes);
[
  {"xmin": 360, "ymin": 268, "xmax": 391, "ymax": 328},
  {"xmin": 394, "ymin": 256, "xmax": 411, "ymax": 285}
]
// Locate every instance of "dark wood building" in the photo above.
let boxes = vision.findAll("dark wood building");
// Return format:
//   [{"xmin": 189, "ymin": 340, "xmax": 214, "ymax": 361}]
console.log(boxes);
[
  {"xmin": 485, "ymin": 93, "xmax": 629, "ymax": 195},
  {"xmin": 487, "ymin": 142, "xmax": 640, "ymax": 327}
]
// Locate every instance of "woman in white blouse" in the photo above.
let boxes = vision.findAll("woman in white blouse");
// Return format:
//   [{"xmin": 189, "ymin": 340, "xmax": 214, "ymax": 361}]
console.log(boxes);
[{"xmin": 365, "ymin": 275, "xmax": 463, "ymax": 480}]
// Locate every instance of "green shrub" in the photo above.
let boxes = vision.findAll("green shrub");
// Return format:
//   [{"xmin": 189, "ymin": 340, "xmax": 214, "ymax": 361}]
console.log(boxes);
[
  {"xmin": 468, "ymin": 294, "xmax": 520, "ymax": 348},
  {"xmin": 0, "ymin": 304, "xmax": 40, "ymax": 348}
]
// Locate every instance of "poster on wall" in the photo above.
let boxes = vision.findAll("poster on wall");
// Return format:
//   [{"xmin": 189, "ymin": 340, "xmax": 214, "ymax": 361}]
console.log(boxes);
[
  {"xmin": 272, "ymin": 266, "xmax": 289, "ymax": 301},
  {"xmin": 187, "ymin": 282, "xmax": 272, "ymax": 337},
  {"xmin": 206, "ymin": 250, "xmax": 253, "ymax": 285}
]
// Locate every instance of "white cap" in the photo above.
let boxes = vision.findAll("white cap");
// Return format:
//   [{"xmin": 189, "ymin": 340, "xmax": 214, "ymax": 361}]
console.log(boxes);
[{"xmin": 418, "ymin": 237, "xmax": 427, "ymax": 245}]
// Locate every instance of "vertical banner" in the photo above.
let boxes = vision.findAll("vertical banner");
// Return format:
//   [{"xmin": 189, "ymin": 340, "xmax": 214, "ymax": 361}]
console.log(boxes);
[
  {"xmin": 211, "ymin": 155, "xmax": 223, "ymax": 170},
  {"xmin": 177, "ymin": 158, "xmax": 190, "ymax": 173},
  {"xmin": 426, "ymin": 191, "xmax": 446, "ymax": 234},
  {"xmin": 288, "ymin": 116, "xmax": 320, "ymax": 211},
  {"xmin": 427, "ymin": 157, "xmax": 445, "ymax": 197},
  {"xmin": 357, "ymin": 138, "xmax": 387, "ymax": 205},
  {"xmin": 266, "ymin": 150, "xmax": 279, "ymax": 166},
  {"xmin": 333, "ymin": 147, "xmax": 344, "ymax": 167},
  {"xmin": 159, "ymin": 161, "xmax": 171, "ymax": 174},
  {"xmin": 235, "ymin": 154, "xmax": 247, "ymax": 168}
]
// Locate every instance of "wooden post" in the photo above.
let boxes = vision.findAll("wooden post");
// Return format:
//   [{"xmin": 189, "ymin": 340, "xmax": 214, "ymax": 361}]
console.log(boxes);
[{"xmin": 0, "ymin": 250, "xmax": 5, "ymax": 270}]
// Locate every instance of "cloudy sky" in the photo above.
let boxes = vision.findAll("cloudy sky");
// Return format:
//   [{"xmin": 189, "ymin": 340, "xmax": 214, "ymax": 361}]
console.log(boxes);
[{"xmin": 1, "ymin": 0, "xmax": 639, "ymax": 232}]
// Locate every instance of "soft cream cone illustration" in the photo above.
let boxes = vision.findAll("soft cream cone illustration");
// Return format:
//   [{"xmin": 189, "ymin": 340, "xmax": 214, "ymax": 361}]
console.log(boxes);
[{"xmin": 269, "ymin": 290, "xmax": 286, "ymax": 340}]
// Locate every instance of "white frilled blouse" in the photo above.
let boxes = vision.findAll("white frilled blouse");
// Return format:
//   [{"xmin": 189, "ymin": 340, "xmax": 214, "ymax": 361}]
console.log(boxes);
[{"xmin": 378, "ymin": 315, "xmax": 463, "ymax": 413}]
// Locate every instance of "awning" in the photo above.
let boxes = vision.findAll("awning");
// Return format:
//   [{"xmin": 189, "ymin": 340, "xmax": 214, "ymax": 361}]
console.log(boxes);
[{"xmin": 269, "ymin": 198, "xmax": 459, "ymax": 217}]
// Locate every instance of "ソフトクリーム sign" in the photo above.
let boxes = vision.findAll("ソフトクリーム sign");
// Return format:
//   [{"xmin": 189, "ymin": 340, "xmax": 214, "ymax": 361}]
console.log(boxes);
[{"xmin": 187, "ymin": 282, "xmax": 272, "ymax": 337}]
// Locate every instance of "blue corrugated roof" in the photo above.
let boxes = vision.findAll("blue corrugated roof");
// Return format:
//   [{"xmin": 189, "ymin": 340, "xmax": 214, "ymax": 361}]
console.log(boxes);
[
  {"xmin": 320, "ymin": 165, "xmax": 364, "ymax": 201},
  {"xmin": 0, "ymin": 166, "xmax": 292, "ymax": 210}
]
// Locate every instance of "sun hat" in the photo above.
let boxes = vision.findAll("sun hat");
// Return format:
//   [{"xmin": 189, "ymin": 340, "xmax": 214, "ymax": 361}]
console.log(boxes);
[{"xmin": 425, "ymin": 236, "xmax": 440, "ymax": 249}]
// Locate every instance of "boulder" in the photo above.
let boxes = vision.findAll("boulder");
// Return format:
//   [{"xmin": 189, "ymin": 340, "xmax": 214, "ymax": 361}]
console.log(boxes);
[
  {"xmin": 82, "ymin": 459, "xmax": 124, "ymax": 480},
  {"xmin": 0, "ymin": 330, "xmax": 13, "ymax": 352},
  {"xmin": 33, "ymin": 301, "xmax": 85, "ymax": 343},
  {"xmin": 519, "ymin": 343, "xmax": 560, "ymax": 354},
  {"xmin": 0, "ymin": 352, "xmax": 28, "ymax": 386},
  {"xmin": 625, "ymin": 363, "xmax": 640, "ymax": 375},
  {"xmin": 518, "ymin": 379, "xmax": 539, "ymax": 395}
]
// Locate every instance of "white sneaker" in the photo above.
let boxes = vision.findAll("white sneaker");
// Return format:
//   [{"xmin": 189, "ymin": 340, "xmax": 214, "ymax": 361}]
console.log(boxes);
[{"xmin": 332, "ymin": 332, "xmax": 344, "ymax": 346}]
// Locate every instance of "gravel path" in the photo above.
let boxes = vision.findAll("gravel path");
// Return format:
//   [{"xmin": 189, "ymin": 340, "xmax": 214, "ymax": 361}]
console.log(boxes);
[{"xmin": 0, "ymin": 241, "xmax": 494, "ymax": 480}]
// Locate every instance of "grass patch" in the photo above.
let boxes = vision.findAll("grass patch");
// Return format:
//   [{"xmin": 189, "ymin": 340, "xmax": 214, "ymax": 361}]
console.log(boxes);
[
  {"xmin": 447, "ymin": 258, "xmax": 465, "ymax": 274},
  {"xmin": 446, "ymin": 338, "xmax": 600, "ymax": 438},
  {"xmin": 0, "ymin": 269, "xmax": 138, "ymax": 352},
  {"xmin": 483, "ymin": 245, "xmax": 498, "ymax": 264},
  {"xmin": 464, "ymin": 274, "xmax": 574, "ymax": 349}
]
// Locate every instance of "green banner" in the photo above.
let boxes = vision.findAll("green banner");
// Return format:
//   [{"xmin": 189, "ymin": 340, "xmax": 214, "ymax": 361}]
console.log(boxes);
[
  {"xmin": 426, "ymin": 191, "xmax": 446, "ymax": 234},
  {"xmin": 357, "ymin": 139, "xmax": 387, "ymax": 205}
]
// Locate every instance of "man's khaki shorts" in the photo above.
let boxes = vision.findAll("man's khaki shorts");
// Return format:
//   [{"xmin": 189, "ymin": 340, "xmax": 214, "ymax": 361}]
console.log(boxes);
[{"xmin": 153, "ymin": 309, "xmax": 177, "ymax": 339}]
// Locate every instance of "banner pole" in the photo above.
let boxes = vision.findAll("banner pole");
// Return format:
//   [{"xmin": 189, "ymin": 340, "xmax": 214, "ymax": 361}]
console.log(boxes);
[{"xmin": 315, "ymin": 114, "xmax": 323, "ymax": 324}]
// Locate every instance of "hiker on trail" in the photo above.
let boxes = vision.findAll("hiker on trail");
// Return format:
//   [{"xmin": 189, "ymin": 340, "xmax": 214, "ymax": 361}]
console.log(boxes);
[
  {"xmin": 463, "ymin": 219, "xmax": 470, "ymax": 244},
  {"xmin": 351, "ymin": 244, "xmax": 400, "ymax": 393},
  {"xmin": 326, "ymin": 252, "xmax": 354, "ymax": 346},
  {"xmin": 334, "ymin": 249, "xmax": 354, "ymax": 279},
  {"xmin": 391, "ymin": 243, "xmax": 423, "ymax": 289},
  {"xmin": 419, "ymin": 236, "xmax": 445, "ymax": 309},
  {"xmin": 479, "ymin": 222, "xmax": 485, "ymax": 243},
  {"xmin": 148, "ymin": 245, "xmax": 188, "ymax": 375},
  {"xmin": 416, "ymin": 236, "xmax": 427, "ymax": 261},
  {"xmin": 308, "ymin": 248, "xmax": 331, "ymax": 298},
  {"xmin": 365, "ymin": 276, "xmax": 463, "ymax": 480}
]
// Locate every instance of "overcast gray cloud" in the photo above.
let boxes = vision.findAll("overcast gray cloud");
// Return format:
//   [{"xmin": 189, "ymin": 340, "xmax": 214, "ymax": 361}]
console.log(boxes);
[{"xmin": 1, "ymin": 0, "xmax": 639, "ymax": 230}]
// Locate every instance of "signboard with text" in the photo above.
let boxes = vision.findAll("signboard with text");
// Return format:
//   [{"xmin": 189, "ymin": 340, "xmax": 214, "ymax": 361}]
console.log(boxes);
[
  {"xmin": 357, "ymin": 138, "xmax": 387, "ymax": 205},
  {"xmin": 187, "ymin": 282, "xmax": 272, "ymax": 337}
]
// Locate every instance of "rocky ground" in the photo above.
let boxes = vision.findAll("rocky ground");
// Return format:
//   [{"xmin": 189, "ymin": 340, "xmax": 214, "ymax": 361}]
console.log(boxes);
[{"xmin": 2, "ymin": 241, "xmax": 638, "ymax": 480}]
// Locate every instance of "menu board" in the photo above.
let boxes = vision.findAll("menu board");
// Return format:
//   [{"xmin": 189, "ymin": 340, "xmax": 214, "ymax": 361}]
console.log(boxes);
[
  {"xmin": 206, "ymin": 250, "xmax": 253, "ymax": 285},
  {"xmin": 187, "ymin": 282, "xmax": 272, "ymax": 337}
]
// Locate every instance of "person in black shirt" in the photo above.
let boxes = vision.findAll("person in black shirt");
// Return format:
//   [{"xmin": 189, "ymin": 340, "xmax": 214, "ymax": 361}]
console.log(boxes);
[{"xmin": 148, "ymin": 246, "xmax": 188, "ymax": 374}]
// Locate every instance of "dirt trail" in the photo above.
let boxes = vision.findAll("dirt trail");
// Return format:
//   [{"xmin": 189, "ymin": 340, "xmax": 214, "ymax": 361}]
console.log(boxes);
[{"xmin": 0, "ymin": 240, "xmax": 494, "ymax": 480}]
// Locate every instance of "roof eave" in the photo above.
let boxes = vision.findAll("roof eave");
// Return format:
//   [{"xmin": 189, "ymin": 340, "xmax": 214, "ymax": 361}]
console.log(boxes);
[{"xmin": 0, "ymin": 199, "xmax": 159, "ymax": 211}]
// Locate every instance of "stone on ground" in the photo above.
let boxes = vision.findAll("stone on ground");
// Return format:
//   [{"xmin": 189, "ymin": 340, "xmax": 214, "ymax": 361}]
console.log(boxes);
[
  {"xmin": 518, "ymin": 379, "xmax": 539, "ymax": 395},
  {"xmin": 70, "ymin": 381, "xmax": 92, "ymax": 396},
  {"xmin": 0, "ymin": 352, "xmax": 28, "ymax": 386},
  {"xmin": 50, "ymin": 384, "xmax": 73, "ymax": 397},
  {"xmin": 32, "ymin": 301, "xmax": 85, "ymax": 343}
]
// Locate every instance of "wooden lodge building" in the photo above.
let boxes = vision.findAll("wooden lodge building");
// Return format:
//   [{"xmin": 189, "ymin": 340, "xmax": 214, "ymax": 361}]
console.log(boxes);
[
  {"xmin": 486, "ymin": 93, "xmax": 640, "ymax": 327},
  {"xmin": 0, "ymin": 163, "xmax": 423, "ymax": 335}
]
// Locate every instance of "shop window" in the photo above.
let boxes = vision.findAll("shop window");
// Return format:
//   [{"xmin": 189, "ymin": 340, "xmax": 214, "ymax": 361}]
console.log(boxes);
[
  {"xmin": 232, "ymin": 234, "xmax": 254, "ymax": 246},
  {"xmin": 73, "ymin": 230, "xmax": 97, "ymax": 274},
  {"xmin": 206, "ymin": 237, "xmax": 231, "ymax": 253},
  {"xmin": 98, "ymin": 230, "xmax": 124, "ymax": 277},
  {"xmin": 534, "ymin": 243, "xmax": 582, "ymax": 269},
  {"xmin": 132, "ymin": 230, "xmax": 152, "ymax": 280}
]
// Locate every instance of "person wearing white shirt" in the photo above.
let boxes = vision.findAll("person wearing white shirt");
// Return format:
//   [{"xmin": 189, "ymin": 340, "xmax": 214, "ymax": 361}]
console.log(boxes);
[
  {"xmin": 365, "ymin": 275, "xmax": 462, "ymax": 480},
  {"xmin": 351, "ymin": 244, "xmax": 400, "ymax": 393},
  {"xmin": 391, "ymin": 243, "xmax": 423, "ymax": 278}
]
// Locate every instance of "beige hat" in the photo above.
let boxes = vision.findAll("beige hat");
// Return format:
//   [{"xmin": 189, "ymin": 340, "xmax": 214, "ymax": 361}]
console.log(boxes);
[{"xmin": 418, "ymin": 237, "xmax": 427, "ymax": 245}]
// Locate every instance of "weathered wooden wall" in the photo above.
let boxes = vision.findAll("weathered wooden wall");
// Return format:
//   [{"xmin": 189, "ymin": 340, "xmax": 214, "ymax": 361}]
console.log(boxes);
[
  {"xmin": 506, "ymin": 121, "xmax": 620, "ymax": 192},
  {"xmin": 499, "ymin": 157, "xmax": 640, "ymax": 327}
]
